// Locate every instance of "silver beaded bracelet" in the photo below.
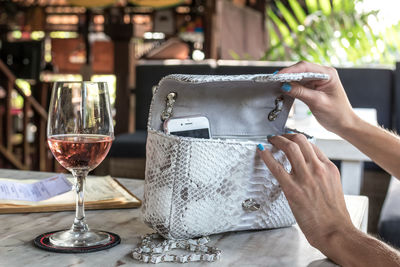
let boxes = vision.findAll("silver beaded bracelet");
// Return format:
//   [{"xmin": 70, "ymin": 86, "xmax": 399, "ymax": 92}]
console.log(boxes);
[{"xmin": 132, "ymin": 233, "xmax": 221, "ymax": 264}]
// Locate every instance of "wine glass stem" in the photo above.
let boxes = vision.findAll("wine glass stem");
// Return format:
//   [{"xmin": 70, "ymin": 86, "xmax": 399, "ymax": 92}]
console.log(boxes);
[{"xmin": 71, "ymin": 170, "xmax": 89, "ymax": 233}]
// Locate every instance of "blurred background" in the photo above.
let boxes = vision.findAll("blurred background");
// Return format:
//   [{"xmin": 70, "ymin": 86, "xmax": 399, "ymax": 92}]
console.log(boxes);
[{"xmin": 2, "ymin": 0, "xmax": 400, "ymax": 237}]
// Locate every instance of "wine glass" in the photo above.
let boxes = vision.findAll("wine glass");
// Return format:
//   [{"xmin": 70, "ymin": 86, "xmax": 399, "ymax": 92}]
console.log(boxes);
[{"xmin": 46, "ymin": 81, "xmax": 114, "ymax": 248}]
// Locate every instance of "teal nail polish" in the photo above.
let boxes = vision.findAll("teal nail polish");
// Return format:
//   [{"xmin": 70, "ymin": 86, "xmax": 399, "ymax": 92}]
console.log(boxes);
[
  {"xmin": 287, "ymin": 130, "xmax": 295, "ymax": 134},
  {"xmin": 281, "ymin": 83, "xmax": 292, "ymax": 92},
  {"xmin": 273, "ymin": 70, "xmax": 279, "ymax": 74},
  {"xmin": 267, "ymin": 134, "xmax": 275, "ymax": 139},
  {"xmin": 257, "ymin": 144, "xmax": 265, "ymax": 151}
]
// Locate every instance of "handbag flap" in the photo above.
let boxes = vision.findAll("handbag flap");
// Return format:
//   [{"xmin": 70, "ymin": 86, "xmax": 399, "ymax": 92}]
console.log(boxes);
[{"xmin": 148, "ymin": 73, "xmax": 329, "ymax": 137}]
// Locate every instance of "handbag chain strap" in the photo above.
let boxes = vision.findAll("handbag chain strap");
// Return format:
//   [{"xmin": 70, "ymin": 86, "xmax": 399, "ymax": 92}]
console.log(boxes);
[{"xmin": 132, "ymin": 233, "xmax": 221, "ymax": 264}]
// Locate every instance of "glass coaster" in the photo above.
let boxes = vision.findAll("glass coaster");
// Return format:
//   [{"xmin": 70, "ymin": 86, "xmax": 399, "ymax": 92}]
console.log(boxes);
[{"xmin": 33, "ymin": 230, "xmax": 121, "ymax": 253}]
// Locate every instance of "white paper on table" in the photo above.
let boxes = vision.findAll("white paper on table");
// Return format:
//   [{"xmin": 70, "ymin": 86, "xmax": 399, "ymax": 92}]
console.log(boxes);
[{"xmin": 0, "ymin": 174, "xmax": 72, "ymax": 202}]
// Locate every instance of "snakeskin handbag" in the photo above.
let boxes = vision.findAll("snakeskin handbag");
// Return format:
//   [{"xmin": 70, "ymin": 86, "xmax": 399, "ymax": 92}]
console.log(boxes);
[{"xmin": 135, "ymin": 73, "xmax": 328, "ymax": 263}]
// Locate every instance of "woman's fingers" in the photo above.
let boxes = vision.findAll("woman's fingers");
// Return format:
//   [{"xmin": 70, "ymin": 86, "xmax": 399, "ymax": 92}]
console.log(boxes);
[
  {"xmin": 282, "ymin": 133, "xmax": 318, "ymax": 164},
  {"xmin": 267, "ymin": 135, "xmax": 308, "ymax": 175},
  {"xmin": 310, "ymin": 143, "xmax": 331, "ymax": 163},
  {"xmin": 257, "ymin": 144, "xmax": 293, "ymax": 190},
  {"xmin": 277, "ymin": 61, "xmax": 336, "ymax": 108},
  {"xmin": 282, "ymin": 133, "xmax": 332, "ymax": 166}
]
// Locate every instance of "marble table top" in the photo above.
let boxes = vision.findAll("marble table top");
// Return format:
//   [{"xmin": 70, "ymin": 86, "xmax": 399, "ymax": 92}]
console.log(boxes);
[{"xmin": 0, "ymin": 169, "xmax": 369, "ymax": 267}]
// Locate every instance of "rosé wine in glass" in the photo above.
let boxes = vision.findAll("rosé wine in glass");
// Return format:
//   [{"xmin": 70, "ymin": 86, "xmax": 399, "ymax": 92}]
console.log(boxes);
[{"xmin": 48, "ymin": 134, "xmax": 112, "ymax": 171}]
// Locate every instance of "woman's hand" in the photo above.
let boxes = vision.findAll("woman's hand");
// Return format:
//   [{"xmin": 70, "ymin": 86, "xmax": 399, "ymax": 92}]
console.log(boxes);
[
  {"xmin": 262, "ymin": 62, "xmax": 400, "ymax": 265},
  {"xmin": 258, "ymin": 134, "xmax": 355, "ymax": 251},
  {"xmin": 258, "ymin": 134, "xmax": 400, "ymax": 266},
  {"xmin": 279, "ymin": 61, "xmax": 358, "ymax": 135}
]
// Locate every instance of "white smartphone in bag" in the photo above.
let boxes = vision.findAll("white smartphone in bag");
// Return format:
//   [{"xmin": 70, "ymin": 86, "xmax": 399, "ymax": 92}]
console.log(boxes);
[{"xmin": 164, "ymin": 116, "xmax": 211, "ymax": 139}]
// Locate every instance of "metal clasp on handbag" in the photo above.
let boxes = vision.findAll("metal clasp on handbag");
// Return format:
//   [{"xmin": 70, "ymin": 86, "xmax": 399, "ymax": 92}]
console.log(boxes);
[
  {"xmin": 268, "ymin": 96, "xmax": 284, "ymax": 121},
  {"xmin": 161, "ymin": 92, "xmax": 177, "ymax": 121},
  {"xmin": 242, "ymin": 199, "xmax": 261, "ymax": 211}
]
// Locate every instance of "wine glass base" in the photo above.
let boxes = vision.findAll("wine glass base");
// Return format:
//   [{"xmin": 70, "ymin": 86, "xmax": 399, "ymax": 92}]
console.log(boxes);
[
  {"xmin": 33, "ymin": 230, "xmax": 121, "ymax": 253},
  {"xmin": 49, "ymin": 229, "xmax": 111, "ymax": 247}
]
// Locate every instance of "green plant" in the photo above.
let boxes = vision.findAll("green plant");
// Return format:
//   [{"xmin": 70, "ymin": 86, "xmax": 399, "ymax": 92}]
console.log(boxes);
[{"xmin": 263, "ymin": 0, "xmax": 400, "ymax": 66}]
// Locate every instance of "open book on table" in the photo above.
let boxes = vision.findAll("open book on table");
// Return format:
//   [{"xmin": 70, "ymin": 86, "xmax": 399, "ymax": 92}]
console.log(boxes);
[{"xmin": 0, "ymin": 176, "xmax": 141, "ymax": 214}]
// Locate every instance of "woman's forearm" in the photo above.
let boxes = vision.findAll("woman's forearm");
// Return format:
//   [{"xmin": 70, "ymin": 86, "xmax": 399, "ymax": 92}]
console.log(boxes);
[
  {"xmin": 336, "ymin": 113, "xmax": 400, "ymax": 178},
  {"xmin": 322, "ymin": 227, "xmax": 400, "ymax": 267}
]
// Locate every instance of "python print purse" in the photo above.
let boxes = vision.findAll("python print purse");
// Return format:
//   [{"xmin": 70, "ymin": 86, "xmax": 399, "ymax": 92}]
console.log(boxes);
[{"xmin": 135, "ymin": 73, "xmax": 329, "ymax": 263}]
